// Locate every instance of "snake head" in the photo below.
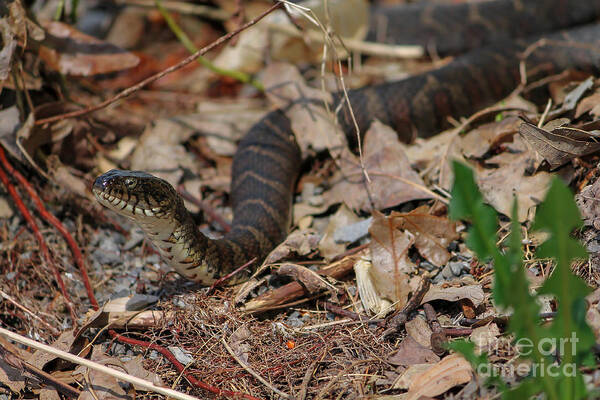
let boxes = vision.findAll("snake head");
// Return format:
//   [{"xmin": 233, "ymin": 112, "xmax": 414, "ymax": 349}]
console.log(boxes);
[{"xmin": 92, "ymin": 169, "xmax": 179, "ymax": 220}]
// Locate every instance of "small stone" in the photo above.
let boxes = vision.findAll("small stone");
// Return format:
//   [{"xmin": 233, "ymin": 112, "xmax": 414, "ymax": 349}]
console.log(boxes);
[
  {"xmin": 588, "ymin": 241, "xmax": 600, "ymax": 254},
  {"xmin": 126, "ymin": 294, "xmax": 158, "ymax": 311},
  {"xmin": 168, "ymin": 346, "xmax": 194, "ymax": 365},
  {"xmin": 448, "ymin": 241, "xmax": 459, "ymax": 252},
  {"xmin": 333, "ymin": 217, "xmax": 373, "ymax": 243},
  {"xmin": 347, "ymin": 285, "xmax": 357, "ymax": 296},
  {"xmin": 449, "ymin": 261, "xmax": 465, "ymax": 276},
  {"xmin": 441, "ymin": 264, "xmax": 454, "ymax": 279},
  {"xmin": 92, "ymin": 237, "xmax": 122, "ymax": 265},
  {"xmin": 419, "ymin": 261, "xmax": 437, "ymax": 272},
  {"xmin": 111, "ymin": 342, "xmax": 127, "ymax": 355},
  {"xmin": 286, "ymin": 310, "xmax": 306, "ymax": 327},
  {"xmin": 431, "ymin": 272, "xmax": 445, "ymax": 284}
]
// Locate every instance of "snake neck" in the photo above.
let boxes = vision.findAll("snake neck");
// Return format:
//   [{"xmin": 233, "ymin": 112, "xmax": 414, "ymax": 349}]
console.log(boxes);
[
  {"xmin": 137, "ymin": 199, "xmax": 261, "ymax": 285},
  {"xmin": 134, "ymin": 201, "xmax": 214, "ymax": 284}
]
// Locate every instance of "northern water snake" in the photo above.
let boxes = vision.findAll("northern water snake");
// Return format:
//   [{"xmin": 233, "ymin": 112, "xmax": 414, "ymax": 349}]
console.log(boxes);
[{"xmin": 93, "ymin": 0, "xmax": 600, "ymax": 284}]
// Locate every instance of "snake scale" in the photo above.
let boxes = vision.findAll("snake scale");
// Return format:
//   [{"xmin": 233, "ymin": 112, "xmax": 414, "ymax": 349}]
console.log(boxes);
[{"xmin": 94, "ymin": 0, "xmax": 600, "ymax": 284}]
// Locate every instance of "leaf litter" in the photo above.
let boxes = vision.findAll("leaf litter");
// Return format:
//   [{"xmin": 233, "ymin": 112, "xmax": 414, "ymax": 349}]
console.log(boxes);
[{"xmin": 2, "ymin": 0, "xmax": 600, "ymax": 399}]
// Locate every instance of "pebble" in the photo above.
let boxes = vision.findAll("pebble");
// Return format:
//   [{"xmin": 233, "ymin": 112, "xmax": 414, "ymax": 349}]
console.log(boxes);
[
  {"xmin": 168, "ymin": 346, "xmax": 194, "ymax": 365},
  {"xmin": 92, "ymin": 233, "xmax": 123, "ymax": 265},
  {"xmin": 126, "ymin": 294, "xmax": 158, "ymax": 311},
  {"xmin": 286, "ymin": 310, "xmax": 308, "ymax": 327},
  {"xmin": 333, "ymin": 217, "xmax": 373, "ymax": 243},
  {"xmin": 449, "ymin": 261, "xmax": 466, "ymax": 276},
  {"xmin": 588, "ymin": 241, "xmax": 600, "ymax": 253},
  {"xmin": 441, "ymin": 264, "xmax": 455, "ymax": 279},
  {"xmin": 347, "ymin": 285, "xmax": 357, "ymax": 297},
  {"xmin": 448, "ymin": 241, "xmax": 459, "ymax": 252},
  {"xmin": 419, "ymin": 261, "xmax": 437, "ymax": 272}
]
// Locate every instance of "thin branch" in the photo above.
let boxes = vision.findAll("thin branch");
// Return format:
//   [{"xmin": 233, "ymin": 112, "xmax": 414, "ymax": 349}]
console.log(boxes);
[
  {"xmin": 35, "ymin": 1, "xmax": 283, "ymax": 126},
  {"xmin": 221, "ymin": 336, "xmax": 291, "ymax": 399},
  {"xmin": 154, "ymin": 0, "xmax": 263, "ymax": 90},
  {"xmin": 0, "ymin": 326, "xmax": 200, "ymax": 400}
]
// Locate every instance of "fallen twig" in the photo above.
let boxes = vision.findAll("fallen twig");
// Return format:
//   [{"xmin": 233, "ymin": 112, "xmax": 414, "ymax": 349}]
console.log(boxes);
[
  {"xmin": 222, "ymin": 335, "xmax": 290, "ymax": 399},
  {"xmin": 0, "ymin": 327, "xmax": 199, "ymax": 400},
  {"xmin": 0, "ymin": 342, "xmax": 81, "ymax": 398},
  {"xmin": 34, "ymin": 1, "xmax": 283, "ymax": 126},
  {"xmin": 0, "ymin": 289, "xmax": 60, "ymax": 335},
  {"xmin": 241, "ymin": 251, "xmax": 366, "ymax": 313},
  {"xmin": 423, "ymin": 302, "xmax": 448, "ymax": 356}
]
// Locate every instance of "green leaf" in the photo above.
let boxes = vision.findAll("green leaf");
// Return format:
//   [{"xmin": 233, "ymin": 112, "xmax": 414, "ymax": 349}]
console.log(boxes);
[
  {"xmin": 532, "ymin": 178, "xmax": 593, "ymax": 398},
  {"xmin": 450, "ymin": 161, "xmax": 498, "ymax": 260},
  {"xmin": 449, "ymin": 161, "xmax": 483, "ymax": 220},
  {"xmin": 449, "ymin": 165, "xmax": 593, "ymax": 400}
]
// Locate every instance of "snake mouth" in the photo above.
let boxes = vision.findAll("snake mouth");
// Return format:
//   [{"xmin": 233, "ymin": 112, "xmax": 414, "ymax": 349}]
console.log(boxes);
[{"xmin": 92, "ymin": 185, "xmax": 158, "ymax": 218}]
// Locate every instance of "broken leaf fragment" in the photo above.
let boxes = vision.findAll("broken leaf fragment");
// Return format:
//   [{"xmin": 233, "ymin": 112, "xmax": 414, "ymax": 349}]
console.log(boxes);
[
  {"xmin": 363, "ymin": 211, "xmax": 417, "ymax": 311},
  {"xmin": 38, "ymin": 20, "xmax": 139, "ymax": 76},
  {"xmin": 519, "ymin": 121, "xmax": 600, "ymax": 170},
  {"xmin": 325, "ymin": 120, "xmax": 432, "ymax": 211}
]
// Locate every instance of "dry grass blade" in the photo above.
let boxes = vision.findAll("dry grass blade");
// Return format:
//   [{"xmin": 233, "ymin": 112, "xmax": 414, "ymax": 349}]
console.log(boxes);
[{"xmin": 0, "ymin": 327, "xmax": 200, "ymax": 400}]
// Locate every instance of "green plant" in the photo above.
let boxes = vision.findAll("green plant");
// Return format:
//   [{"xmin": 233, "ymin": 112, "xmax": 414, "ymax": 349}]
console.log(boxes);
[{"xmin": 447, "ymin": 161, "xmax": 594, "ymax": 400}]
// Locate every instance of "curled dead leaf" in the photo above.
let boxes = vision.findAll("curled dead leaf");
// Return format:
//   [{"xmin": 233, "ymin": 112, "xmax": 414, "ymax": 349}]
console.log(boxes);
[
  {"xmin": 519, "ymin": 121, "xmax": 600, "ymax": 170},
  {"xmin": 277, "ymin": 263, "xmax": 333, "ymax": 293},
  {"xmin": 38, "ymin": 21, "xmax": 139, "ymax": 76},
  {"xmin": 406, "ymin": 354, "xmax": 472, "ymax": 400}
]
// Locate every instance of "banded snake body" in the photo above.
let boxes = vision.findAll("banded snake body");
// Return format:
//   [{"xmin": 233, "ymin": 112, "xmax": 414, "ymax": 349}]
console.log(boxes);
[{"xmin": 93, "ymin": 0, "xmax": 600, "ymax": 284}]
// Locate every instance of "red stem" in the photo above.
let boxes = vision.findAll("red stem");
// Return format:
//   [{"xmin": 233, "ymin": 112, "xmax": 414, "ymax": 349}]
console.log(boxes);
[
  {"xmin": 0, "ymin": 162, "xmax": 78, "ymax": 323},
  {"xmin": 109, "ymin": 330, "xmax": 263, "ymax": 400},
  {"xmin": 0, "ymin": 146, "xmax": 99, "ymax": 310}
]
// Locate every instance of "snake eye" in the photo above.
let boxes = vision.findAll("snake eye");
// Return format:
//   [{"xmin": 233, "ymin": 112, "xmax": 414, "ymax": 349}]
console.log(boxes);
[{"xmin": 124, "ymin": 178, "xmax": 136, "ymax": 189}]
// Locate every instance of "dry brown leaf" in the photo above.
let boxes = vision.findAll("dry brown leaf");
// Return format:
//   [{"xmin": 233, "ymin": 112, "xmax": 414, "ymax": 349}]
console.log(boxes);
[
  {"xmin": 318, "ymin": 204, "xmax": 361, "ymax": 259},
  {"xmin": 38, "ymin": 21, "xmax": 139, "ymax": 76},
  {"xmin": 393, "ymin": 364, "xmax": 432, "ymax": 390},
  {"xmin": 421, "ymin": 284, "xmax": 485, "ymax": 307},
  {"xmin": 519, "ymin": 121, "xmax": 600, "ymax": 170},
  {"xmin": 404, "ymin": 129, "xmax": 463, "ymax": 191},
  {"xmin": 406, "ymin": 354, "xmax": 472, "ymax": 400},
  {"xmin": 405, "ymin": 316, "xmax": 434, "ymax": 348},
  {"xmin": 325, "ymin": 120, "xmax": 432, "ymax": 211},
  {"xmin": 388, "ymin": 335, "xmax": 439, "ymax": 366},
  {"xmin": 28, "ymin": 330, "xmax": 82, "ymax": 369},
  {"xmin": 278, "ymin": 263, "xmax": 332, "ymax": 293},
  {"xmin": 460, "ymin": 117, "xmax": 521, "ymax": 159},
  {"xmin": 228, "ymin": 326, "xmax": 252, "ymax": 364},
  {"xmin": 213, "ymin": 0, "xmax": 368, "ymax": 72},
  {"xmin": 470, "ymin": 323, "xmax": 501, "ymax": 351},
  {"xmin": 0, "ymin": 20, "xmax": 17, "ymax": 82},
  {"xmin": 129, "ymin": 118, "xmax": 197, "ymax": 186},
  {"xmin": 394, "ymin": 206, "xmax": 459, "ymax": 267},
  {"xmin": 0, "ymin": 357, "xmax": 26, "ymax": 393},
  {"xmin": 586, "ymin": 288, "xmax": 600, "ymax": 341},
  {"xmin": 576, "ymin": 179, "xmax": 600, "ymax": 229},
  {"xmin": 177, "ymin": 100, "xmax": 267, "ymax": 156},
  {"xmin": 262, "ymin": 63, "xmax": 340, "ymax": 155},
  {"xmin": 264, "ymin": 230, "xmax": 321, "ymax": 264},
  {"xmin": 75, "ymin": 346, "xmax": 161, "ymax": 400},
  {"xmin": 576, "ymin": 90, "xmax": 600, "ymax": 119},
  {"xmin": 476, "ymin": 143, "xmax": 552, "ymax": 222},
  {"xmin": 368, "ymin": 211, "xmax": 416, "ymax": 309}
]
